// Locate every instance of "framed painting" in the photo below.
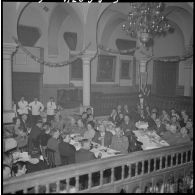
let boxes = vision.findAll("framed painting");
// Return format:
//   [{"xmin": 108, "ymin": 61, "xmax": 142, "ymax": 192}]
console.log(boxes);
[{"xmin": 97, "ymin": 55, "xmax": 116, "ymax": 82}]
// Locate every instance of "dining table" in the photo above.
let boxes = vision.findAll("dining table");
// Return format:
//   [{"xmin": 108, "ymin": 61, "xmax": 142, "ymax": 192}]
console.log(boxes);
[
  {"xmin": 133, "ymin": 129, "xmax": 170, "ymax": 150},
  {"xmin": 69, "ymin": 133, "xmax": 122, "ymax": 159}
]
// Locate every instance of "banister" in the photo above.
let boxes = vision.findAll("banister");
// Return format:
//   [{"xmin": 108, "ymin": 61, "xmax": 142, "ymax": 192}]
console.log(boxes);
[{"xmin": 3, "ymin": 143, "xmax": 193, "ymax": 193}]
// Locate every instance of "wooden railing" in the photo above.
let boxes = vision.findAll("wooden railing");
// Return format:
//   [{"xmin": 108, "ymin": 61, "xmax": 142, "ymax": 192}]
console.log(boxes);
[
  {"xmin": 3, "ymin": 143, "xmax": 193, "ymax": 193},
  {"xmin": 91, "ymin": 92, "xmax": 193, "ymax": 116}
]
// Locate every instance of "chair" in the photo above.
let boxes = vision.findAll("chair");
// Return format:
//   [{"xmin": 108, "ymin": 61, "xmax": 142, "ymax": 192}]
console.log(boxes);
[{"xmin": 45, "ymin": 148, "xmax": 56, "ymax": 168}]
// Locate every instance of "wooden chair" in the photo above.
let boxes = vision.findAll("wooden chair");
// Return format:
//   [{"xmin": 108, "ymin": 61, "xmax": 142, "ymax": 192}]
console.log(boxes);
[{"xmin": 45, "ymin": 148, "xmax": 56, "ymax": 168}]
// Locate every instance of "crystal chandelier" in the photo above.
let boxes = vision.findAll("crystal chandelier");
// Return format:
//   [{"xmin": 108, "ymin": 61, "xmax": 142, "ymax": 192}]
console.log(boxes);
[{"xmin": 122, "ymin": 2, "xmax": 173, "ymax": 43}]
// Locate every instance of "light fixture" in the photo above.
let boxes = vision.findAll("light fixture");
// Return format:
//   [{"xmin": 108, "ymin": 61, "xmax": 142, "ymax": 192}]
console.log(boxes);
[{"xmin": 122, "ymin": 2, "xmax": 173, "ymax": 44}]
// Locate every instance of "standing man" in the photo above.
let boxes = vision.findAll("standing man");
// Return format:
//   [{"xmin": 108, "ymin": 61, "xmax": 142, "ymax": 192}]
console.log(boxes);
[
  {"xmin": 46, "ymin": 97, "xmax": 57, "ymax": 123},
  {"xmin": 29, "ymin": 98, "xmax": 44, "ymax": 125},
  {"xmin": 17, "ymin": 97, "xmax": 29, "ymax": 119}
]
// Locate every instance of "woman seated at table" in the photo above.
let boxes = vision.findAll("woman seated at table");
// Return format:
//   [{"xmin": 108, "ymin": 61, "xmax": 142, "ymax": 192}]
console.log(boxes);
[
  {"xmin": 86, "ymin": 107, "xmax": 93, "ymax": 118},
  {"xmin": 159, "ymin": 109, "xmax": 170, "ymax": 124},
  {"xmin": 147, "ymin": 112, "xmax": 158, "ymax": 130},
  {"xmin": 47, "ymin": 129, "xmax": 61, "ymax": 166},
  {"xmin": 170, "ymin": 115, "xmax": 181, "ymax": 132},
  {"xmin": 110, "ymin": 127, "xmax": 128, "ymax": 155},
  {"xmin": 123, "ymin": 104, "xmax": 130, "ymax": 115},
  {"xmin": 92, "ymin": 124, "xmax": 113, "ymax": 147},
  {"xmin": 180, "ymin": 109, "xmax": 189, "ymax": 128},
  {"xmin": 116, "ymin": 112, "xmax": 124, "ymax": 127},
  {"xmin": 83, "ymin": 121, "xmax": 96, "ymax": 141},
  {"xmin": 108, "ymin": 108, "xmax": 118, "ymax": 124},
  {"xmin": 71, "ymin": 118, "xmax": 86, "ymax": 136},
  {"xmin": 81, "ymin": 111, "xmax": 88, "ymax": 127},
  {"xmin": 51, "ymin": 114, "xmax": 66, "ymax": 132}
]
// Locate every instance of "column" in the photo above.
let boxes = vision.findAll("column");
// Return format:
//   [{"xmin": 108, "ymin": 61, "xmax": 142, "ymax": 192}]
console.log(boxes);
[
  {"xmin": 184, "ymin": 57, "xmax": 192, "ymax": 96},
  {"xmin": 82, "ymin": 51, "xmax": 96, "ymax": 108},
  {"xmin": 3, "ymin": 43, "xmax": 17, "ymax": 123}
]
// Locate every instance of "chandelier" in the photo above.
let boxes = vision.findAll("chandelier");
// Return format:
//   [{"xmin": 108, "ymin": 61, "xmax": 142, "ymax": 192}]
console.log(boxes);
[{"xmin": 122, "ymin": 2, "xmax": 173, "ymax": 43}]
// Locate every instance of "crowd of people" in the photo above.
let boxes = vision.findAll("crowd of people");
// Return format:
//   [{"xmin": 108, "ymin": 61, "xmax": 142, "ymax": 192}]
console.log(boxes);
[{"xmin": 3, "ymin": 96, "xmax": 193, "ymax": 193}]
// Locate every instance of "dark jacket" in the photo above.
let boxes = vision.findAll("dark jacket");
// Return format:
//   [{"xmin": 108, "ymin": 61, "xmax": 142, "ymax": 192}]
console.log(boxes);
[
  {"xmin": 59, "ymin": 142, "xmax": 76, "ymax": 165},
  {"xmin": 92, "ymin": 131, "xmax": 113, "ymax": 147},
  {"xmin": 75, "ymin": 149, "xmax": 96, "ymax": 163},
  {"xmin": 121, "ymin": 121, "xmax": 136, "ymax": 137}
]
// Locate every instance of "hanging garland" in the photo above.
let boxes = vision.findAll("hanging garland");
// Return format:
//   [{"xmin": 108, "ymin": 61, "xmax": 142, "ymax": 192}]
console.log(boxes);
[
  {"xmin": 12, "ymin": 36, "xmax": 91, "ymax": 67},
  {"xmin": 98, "ymin": 43, "xmax": 193, "ymax": 62}
]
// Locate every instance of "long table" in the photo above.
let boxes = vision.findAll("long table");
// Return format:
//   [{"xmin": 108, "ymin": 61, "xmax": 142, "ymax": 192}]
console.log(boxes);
[
  {"xmin": 133, "ymin": 130, "xmax": 170, "ymax": 150},
  {"xmin": 69, "ymin": 133, "xmax": 122, "ymax": 159}
]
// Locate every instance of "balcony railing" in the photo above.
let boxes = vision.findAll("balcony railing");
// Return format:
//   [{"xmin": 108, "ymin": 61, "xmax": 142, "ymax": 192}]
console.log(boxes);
[{"xmin": 3, "ymin": 142, "xmax": 193, "ymax": 193}]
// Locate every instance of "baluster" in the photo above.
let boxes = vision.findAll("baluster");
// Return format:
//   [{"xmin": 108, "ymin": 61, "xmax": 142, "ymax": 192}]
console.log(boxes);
[
  {"xmin": 181, "ymin": 152, "xmax": 183, "ymax": 164},
  {"xmin": 151, "ymin": 177, "xmax": 154, "ymax": 192},
  {"xmin": 75, "ymin": 176, "xmax": 79, "ymax": 192},
  {"xmin": 135, "ymin": 163, "xmax": 138, "ymax": 176},
  {"xmin": 128, "ymin": 164, "xmax": 131, "ymax": 179},
  {"xmin": 111, "ymin": 168, "xmax": 114, "ymax": 183},
  {"xmin": 183, "ymin": 152, "xmax": 186, "ymax": 164},
  {"xmin": 142, "ymin": 161, "xmax": 144, "ymax": 175},
  {"xmin": 34, "ymin": 185, "xmax": 38, "ymax": 193},
  {"xmin": 56, "ymin": 180, "xmax": 60, "ymax": 192},
  {"xmin": 66, "ymin": 178, "xmax": 70, "ymax": 192},
  {"xmin": 175, "ymin": 153, "xmax": 178, "ymax": 165},
  {"xmin": 166, "ymin": 155, "xmax": 168, "ymax": 168},
  {"xmin": 121, "ymin": 165, "xmax": 124, "ymax": 180},
  {"xmin": 100, "ymin": 170, "xmax": 103, "ymax": 186},
  {"xmin": 88, "ymin": 173, "xmax": 92, "ymax": 189},
  {"xmin": 159, "ymin": 156, "xmax": 162, "ymax": 170},
  {"xmin": 170, "ymin": 154, "xmax": 173, "ymax": 167},
  {"xmin": 45, "ymin": 183, "xmax": 49, "ymax": 193}
]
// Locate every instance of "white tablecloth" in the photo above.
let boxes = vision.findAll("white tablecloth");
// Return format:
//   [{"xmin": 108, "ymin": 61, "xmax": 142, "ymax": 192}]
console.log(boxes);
[
  {"xmin": 69, "ymin": 134, "xmax": 122, "ymax": 159},
  {"xmin": 133, "ymin": 130, "xmax": 169, "ymax": 150}
]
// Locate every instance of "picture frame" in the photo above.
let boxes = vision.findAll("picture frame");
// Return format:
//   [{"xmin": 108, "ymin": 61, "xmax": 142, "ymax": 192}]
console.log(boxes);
[{"xmin": 97, "ymin": 55, "xmax": 116, "ymax": 82}]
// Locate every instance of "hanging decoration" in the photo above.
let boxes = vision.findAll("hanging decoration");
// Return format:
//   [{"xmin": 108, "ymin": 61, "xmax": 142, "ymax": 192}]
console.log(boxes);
[{"xmin": 12, "ymin": 36, "xmax": 91, "ymax": 67}]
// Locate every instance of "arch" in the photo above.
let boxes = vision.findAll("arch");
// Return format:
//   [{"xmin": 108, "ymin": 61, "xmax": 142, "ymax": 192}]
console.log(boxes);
[{"xmin": 48, "ymin": 3, "xmax": 84, "ymax": 55}]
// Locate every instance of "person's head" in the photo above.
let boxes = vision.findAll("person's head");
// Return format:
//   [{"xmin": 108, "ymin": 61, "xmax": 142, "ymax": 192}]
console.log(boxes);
[
  {"xmin": 12, "ymin": 161, "xmax": 27, "ymax": 177},
  {"xmin": 34, "ymin": 97, "xmax": 38, "ymax": 102},
  {"xmin": 151, "ymin": 107, "xmax": 158, "ymax": 114},
  {"xmin": 124, "ymin": 114, "xmax": 130, "ymax": 123},
  {"xmin": 81, "ymin": 140, "xmax": 90, "ymax": 150},
  {"xmin": 151, "ymin": 112, "xmax": 157, "ymax": 120},
  {"xmin": 171, "ymin": 115, "xmax": 177, "ymax": 123},
  {"xmin": 62, "ymin": 133, "xmax": 71, "ymax": 143},
  {"xmin": 115, "ymin": 127, "xmax": 123, "ymax": 137},
  {"xmin": 69, "ymin": 117, "xmax": 76, "ymax": 126},
  {"xmin": 170, "ymin": 108, "xmax": 176, "ymax": 115},
  {"xmin": 119, "ymin": 112, "xmax": 124, "ymax": 119},
  {"xmin": 13, "ymin": 117, "xmax": 21, "ymax": 126},
  {"xmin": 3, "ymin": 164, "xmax": 11, "ymax": 180},
  {"xmin": 49, "ymin": 97, "xmax": 54, "ymax": 102},
  {"xmin": 155, "ymin": 118, "xmax": 161, "ymax": 128},
  {"xmin": 111, "ymin": 108, "xmax": 117, "ymax": 115},
  {"xmin": 162, "ymin": 109, "xmax": 167, "ymax": 115},
  {"xmin": 186, "ymin": 119, "xmax": 193, "ymax": 130},
  {"xmin": 87, "ymin": 121, "xmax": 95, "ymax": 131},
  {"xmin": 180, "ymin": 127, "xmax": 188, "ymax": 137},
  {"xmin": 124, "ymin": 104, "xmax": 128, "ymax": 110},
  {"xmin": 20, "ymin": 96, "xmax": 25, "ymax": 101},
  {"xmin": 50, "ymin": 129, "xmax": 60, "ymax": 139},
  {"xmin": 43, "ymin": 122, "xmax": 51, "ymax": 133},
  {"xmin": 117, "ymin": 105, "xmax": 122, "ymax": 111},
  {"xmin": 82, "ymin": 112, "xmax": 87, "ymax": 119},
  {"xmin": 87, "ymin": 114, "xmax": 94, "ymax": 122},
  {"xmin": 181, "ymin": 109, "xmax": 186, "ymax": 117},
  {"xmin": 77, "ymin": 119, "xmax": 84, "ymax": 128},
  {"xmin": 98, "ymin": 124, "xmax": 105, "ymax": 133},
  {"xmin": 86, "ymin": 107, "xmax": 92, "ymax": 115},
  {"xmin": 169, "ymin": 124, "xmax": 177, "ymax": 134},
  {"xmin": 21, "ymin": 114, "xmax": 27, "ymax": 121},
  {"xmin": 146, "ymin": 105, "xmax": 150, "ymax": 112}
]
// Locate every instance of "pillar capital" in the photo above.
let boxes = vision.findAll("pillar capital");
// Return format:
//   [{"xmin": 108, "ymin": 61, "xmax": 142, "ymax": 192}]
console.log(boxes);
[
  {"xmin": 82, "ymin": 50, "xmax": 96, "ymax": 61},
  {"xmin": 3, "ymin": 43, "xmax": 17, "ymax": 55}
]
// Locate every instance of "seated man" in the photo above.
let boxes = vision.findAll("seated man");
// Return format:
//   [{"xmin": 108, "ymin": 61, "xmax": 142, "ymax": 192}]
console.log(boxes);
[
  {"xmin": 93, "ymin": 124, "xmax": 113, "ymax": 147},
  {"xmin": 110, "ymin": 127, "xmax": 128, "ymax": 155},
  {"xmin": 147, "ymin": 112, "xmax": 158, "ymax": 130},
  {"xmin": 59, "ymin": 133, "xmax": 76, "ymax": 165},
  {"xmin": 75, "ymin": 140, "xmax": 96, "ymax": 163}
]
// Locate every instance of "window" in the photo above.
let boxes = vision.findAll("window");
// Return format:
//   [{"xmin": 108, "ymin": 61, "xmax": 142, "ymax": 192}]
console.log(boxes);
[
  {"xmin": 97, "ymin": 55, "xmax": 116, "ymax": 82},
  {"xmin": 70, "ymin": 57, "xmax": 83, "ymax": 80},
  {"xmin": 120, "ymin": 60, "xmax": 132, "ymax": 79}
]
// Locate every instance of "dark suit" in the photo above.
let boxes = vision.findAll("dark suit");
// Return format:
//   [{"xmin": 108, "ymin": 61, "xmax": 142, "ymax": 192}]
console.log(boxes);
[
  {"xmin": 20, "ymin": 119, "xmax": 27, "ymax": 132},
  {"xmin": 59, "ymin": 142, "xmax": 76, "ymax": 165},
  {"xmin": 92, "ymin": 131, "xmax": 113, "ymax": 147},
  {"xmin": 75, "ymin": 149, "xmax": 96, "ymax": 163}
]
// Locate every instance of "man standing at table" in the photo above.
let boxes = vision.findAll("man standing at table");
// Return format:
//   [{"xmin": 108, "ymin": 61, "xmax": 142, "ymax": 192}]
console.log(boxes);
[
  {"xmin": 46, "ymin": 97, "xmax": 57, "ymax": 123},
  {"xmin": 17, "ymin": 96, "xmax": 29, "ymax": 119},
  {"xmin": 29, "ymin": 97, "xmax": 44, "ymax": 125}
]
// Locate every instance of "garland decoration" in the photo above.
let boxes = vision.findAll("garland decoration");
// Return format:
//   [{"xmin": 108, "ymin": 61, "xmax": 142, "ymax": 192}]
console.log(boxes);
[{"xmin": 12, "ymin": 36, "xmax": 91, "ymax": 67}]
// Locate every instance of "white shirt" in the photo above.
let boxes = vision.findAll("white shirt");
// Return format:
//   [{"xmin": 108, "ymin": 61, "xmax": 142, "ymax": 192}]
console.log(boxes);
[
  {"xmin": 29, "ymin": 101, "xmax": 44, "ymax": 115},
  {"xmin": 18, "ymin": 100, "xmax": 29, "ymax": 115},
  {"xmin": 46, "ymin": 101, "xmax": 56, "ymax": 115}
]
